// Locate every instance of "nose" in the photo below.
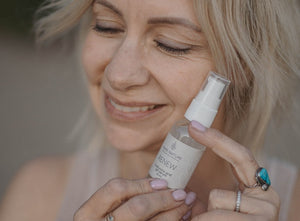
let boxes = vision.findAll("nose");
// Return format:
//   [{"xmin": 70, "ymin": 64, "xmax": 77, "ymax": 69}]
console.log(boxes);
[{"xmin": 104, "ymin": 39, "xmax": 150, "ymax": 91}]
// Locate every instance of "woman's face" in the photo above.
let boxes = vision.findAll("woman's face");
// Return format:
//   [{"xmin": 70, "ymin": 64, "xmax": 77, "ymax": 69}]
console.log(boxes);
[{"xmin": 82, "ymin": 0, "xmax": 214, "ymax": 152}]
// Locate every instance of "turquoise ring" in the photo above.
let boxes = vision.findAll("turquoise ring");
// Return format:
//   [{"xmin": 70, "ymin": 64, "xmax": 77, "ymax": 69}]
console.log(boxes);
[
  {"xmin": 256, "ymin": 167, "xmax": 271, "ymax": 191},
  {"xmin": 245, "ymin": 167, "xmax": 271, "ymax": 191}
]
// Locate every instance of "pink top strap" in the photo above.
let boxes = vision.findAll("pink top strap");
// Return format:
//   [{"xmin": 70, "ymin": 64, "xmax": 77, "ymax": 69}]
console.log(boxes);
[{"xmin": 55, "ymin": 147, "xmax": 119, "ymax": 221}]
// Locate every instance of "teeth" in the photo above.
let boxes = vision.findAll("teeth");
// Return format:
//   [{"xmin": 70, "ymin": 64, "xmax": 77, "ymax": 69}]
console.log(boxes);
[{"xmin": 109, "ymin": 98, "xmax": 156, "ymax": 112}]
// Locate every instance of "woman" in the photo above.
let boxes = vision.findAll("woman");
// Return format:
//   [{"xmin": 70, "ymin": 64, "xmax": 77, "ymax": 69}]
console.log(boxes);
[{"xmin": 0, "ymin": 0, "xmax": 299, "ymax": 220}]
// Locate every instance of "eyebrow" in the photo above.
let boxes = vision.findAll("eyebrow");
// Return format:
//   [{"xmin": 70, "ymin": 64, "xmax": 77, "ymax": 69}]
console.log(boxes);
[
  {"xmin": 93, "ymin": 1, "xmax": 201, "ymax": 33},
  {"xmin": 94, "ymin": 0, "xmax": 123, "ymax": 17},
  {"xmin": 148, "ymin": 17, "xmax": 202, "ymax": 33}
]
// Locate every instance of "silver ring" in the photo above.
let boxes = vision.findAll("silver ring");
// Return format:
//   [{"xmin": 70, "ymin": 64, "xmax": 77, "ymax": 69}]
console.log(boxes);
[
  {"xmin": 105, "ymin": 213, "xmax": 115, "ymax": 221},
  {"xmin": 244, "ymin": 167, "xmax": 271, "ymax": 191},
  {"xmin": 234, "ymin": 190, "xmax": 241, "ymax": 212}
]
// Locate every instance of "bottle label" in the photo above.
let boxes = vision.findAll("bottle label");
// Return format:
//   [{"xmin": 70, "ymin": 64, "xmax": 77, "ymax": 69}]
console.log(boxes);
[{"xmin": 149, "ymin": 133, "xmax": 204, "ymax": 189}]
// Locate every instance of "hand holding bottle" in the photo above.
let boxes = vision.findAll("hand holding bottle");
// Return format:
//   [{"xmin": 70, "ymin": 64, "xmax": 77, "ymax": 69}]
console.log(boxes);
[
  {"xmin": 73, "ymin": 178, "xmax": 205, "ymax": 221},
  {"xmin": 187, "ymin": 121, "xmax": 280, "ymax": 221},
  {"xmin": 149, "ymin": 72, "xmax": 230, "ymax": 189}
]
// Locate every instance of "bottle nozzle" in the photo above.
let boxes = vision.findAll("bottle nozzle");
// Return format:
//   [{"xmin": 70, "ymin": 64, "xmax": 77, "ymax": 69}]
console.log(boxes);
[{"xmin": 184, "ymin": 71, "xmax": 230, "ymax": 127}]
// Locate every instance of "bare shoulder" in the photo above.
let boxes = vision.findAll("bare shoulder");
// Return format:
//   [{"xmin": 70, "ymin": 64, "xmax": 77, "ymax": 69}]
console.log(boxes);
[
  {"xmin": 0, "ymin": 155, "xmax": 74, "ymax": 221},
  {"xmin": 288, "ymin": 172, "xmax": 300, "ymax": 221}
]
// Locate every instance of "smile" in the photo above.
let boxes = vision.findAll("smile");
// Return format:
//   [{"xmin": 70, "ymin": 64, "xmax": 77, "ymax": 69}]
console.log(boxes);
[
  {"xmin": 105, "ymin": 94, "xmax": 165, "ymax": 121},
  {"xmin": 109, "ymin": 97, "xmax": 156, "ymax": 112}
]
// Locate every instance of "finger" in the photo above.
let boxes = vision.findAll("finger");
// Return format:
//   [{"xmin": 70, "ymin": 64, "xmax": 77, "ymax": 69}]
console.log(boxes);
[
  {"xmin": 74, "ymin": 178, "xmax": 167, "ymax": 219},
  {"xmin": 243, "ymin": 186, "xmax": 280, "ymax": 207},
  {"xmin": 207, "ymin": 189, "xmax": 279, "ymax": 217},
  {"xmin": 191, "ymin": 210, "xmax": 259, "ymax": 221},
  {"xmin": 149, "ymin": 205, "xmax": 190, "ymax": 221},
  {"xmin": 190, "ymin": 197, "xmax": 206, "ymax": 217},
  {"xmin": 112, "ymin": 189, "xmax": 187, "ymax": 221},
  {"xmin": 188, "ymin": 121, "xmax": 258, "ymax": 186},
  {"xmin": 149, "ymin": 192, "xmax": 197, "ymax": 221}
]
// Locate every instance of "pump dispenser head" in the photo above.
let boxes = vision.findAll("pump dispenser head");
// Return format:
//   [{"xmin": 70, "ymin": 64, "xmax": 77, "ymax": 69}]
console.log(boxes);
[{"xmin": 184, "ymin": 71, "xmax": 230, "ymax": 127}]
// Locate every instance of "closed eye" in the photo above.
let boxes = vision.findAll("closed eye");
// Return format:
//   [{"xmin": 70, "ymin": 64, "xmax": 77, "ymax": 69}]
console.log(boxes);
[
  {"xmin": 154, "ymin": 40, "xmax": 191, "ymax": 55},
  {"xmin": 93, "ymin": 24, "xmax": 124, "ymax": 34}
]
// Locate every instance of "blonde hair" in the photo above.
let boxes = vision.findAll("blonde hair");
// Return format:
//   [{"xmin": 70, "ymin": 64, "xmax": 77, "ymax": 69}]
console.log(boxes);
[
  {"xmin": 193, "ymin": 0, "xmax": 300, "ymax": 152},
  {"xmin": 35, "ymin": 0, "xmax": 300, "ymax": 153}
]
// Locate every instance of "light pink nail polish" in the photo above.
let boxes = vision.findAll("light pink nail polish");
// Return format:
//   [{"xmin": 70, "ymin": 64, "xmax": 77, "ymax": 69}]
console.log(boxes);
[
  {"xmin": 185, "ymin": 192, "xmax": 197, "ymax": 205},
  {"xmin": 182, "ymin": 210, "xmax": 192, "ymax": 220},
  {"xmin": 191, "ymin": 120, "xmax": 207, "ymax": 132},
  {"xmin": 172, "ymin": 189, "xmax": 187, "ymax": 201},
  {"xmin": 150, "ymin": 179, "xmax": 168, "ymax": 190}
]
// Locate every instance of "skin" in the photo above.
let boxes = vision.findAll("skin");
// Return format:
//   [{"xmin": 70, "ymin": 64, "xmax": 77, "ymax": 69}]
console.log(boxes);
[
  {"xmin": 84, "ymin": 0, "xmax": 214, "ymax": 153},
  {"xmin": 83, "ymin": 0, "xmax": 236, "ymax": 205},
  {"xmin": 78, "ymin": 0, "xmax": 280, "ymax": 220},
  {"xmin": 0, "ymin": 0, "xmax": 299, "ymax": 221}
]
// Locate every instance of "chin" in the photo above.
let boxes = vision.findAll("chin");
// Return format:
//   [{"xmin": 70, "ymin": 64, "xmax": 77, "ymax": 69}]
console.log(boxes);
[
  {"xmin": 106, "ymin": 133, "xmax": 148, "ymax": 152},
  {"xmin": 104, "ymin": 126, "xmax": 163, "ymax": 153}
]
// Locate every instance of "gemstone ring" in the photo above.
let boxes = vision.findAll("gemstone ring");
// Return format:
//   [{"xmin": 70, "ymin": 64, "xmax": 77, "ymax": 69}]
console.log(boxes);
[{"xmin": 245, "ymin": 167, "xmax": 271, "ymax": 191}]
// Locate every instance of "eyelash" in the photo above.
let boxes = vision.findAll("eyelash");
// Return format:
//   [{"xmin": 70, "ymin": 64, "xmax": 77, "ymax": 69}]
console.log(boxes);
[
  {"xmin": 154, "ymin": 40, "xmax": 191, "ymax": 55},
  {"xmin": 93, "ymin": 24, "xmax": 124, "ymax": 34},
  {"xmin": 92, "ymin": 25, "xmax": 191, "ymax": 55}
]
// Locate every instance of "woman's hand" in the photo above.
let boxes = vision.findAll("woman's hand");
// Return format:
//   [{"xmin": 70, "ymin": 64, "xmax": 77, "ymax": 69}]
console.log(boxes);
[
  {"xmin": 188, "ymin": 120, "xmax": 280, "ymax": 221},
  {"xmin": 74, "ymin": 177, "xmax": 203, "ymax": 221}
]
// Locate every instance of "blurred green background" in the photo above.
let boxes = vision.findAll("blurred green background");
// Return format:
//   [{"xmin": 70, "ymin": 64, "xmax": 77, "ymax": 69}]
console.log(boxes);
[
  {"xmin": 0, "ymin": 0, "xmax": 88, "ymax": 201},
  {"xmin": 0, "ymin": 0, "xmax": 42, "ymax": 38}
]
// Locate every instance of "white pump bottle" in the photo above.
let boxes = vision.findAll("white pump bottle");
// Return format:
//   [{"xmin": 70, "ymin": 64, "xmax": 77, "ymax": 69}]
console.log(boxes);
[{"xmin": 148, "ymin": 71, "xmax": 230, "ymax": 189}]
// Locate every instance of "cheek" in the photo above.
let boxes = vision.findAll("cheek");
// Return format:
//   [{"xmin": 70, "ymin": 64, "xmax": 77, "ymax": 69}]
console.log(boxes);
[
  {"xmin": 149, "ymin": 55, "xmax": 214, "ymax": 108},
  {"xmin": 81, "ymin": 34, "xmax": 109, "ymax": 124},
  {"xmin": 81, "ymin": 34, "xmax": 109, "ymax": 84}
]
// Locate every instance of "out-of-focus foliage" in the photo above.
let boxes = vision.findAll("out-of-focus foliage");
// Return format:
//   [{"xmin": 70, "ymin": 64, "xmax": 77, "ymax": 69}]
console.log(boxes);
[{"xmin": 0, "ymin": 0, "xmax": 42, "ymax": 36}]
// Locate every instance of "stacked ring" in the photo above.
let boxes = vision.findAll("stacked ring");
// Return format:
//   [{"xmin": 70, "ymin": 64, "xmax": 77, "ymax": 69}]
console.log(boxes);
[{"xmin": 234, "ymin": 190, "xmax": 241, "ymax": 212}]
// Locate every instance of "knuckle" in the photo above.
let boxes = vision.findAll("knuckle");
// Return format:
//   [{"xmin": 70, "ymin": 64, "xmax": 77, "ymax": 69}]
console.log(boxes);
[
  {"xmin": 208, "ymin": 189, "xmax": 223, "ymax": 209},
  {"xmin": 234, "ymin": 145, "xmax": 256, "ymax": 167},
  {"xmin": 105, "ymin": 178, "xmax": 128, "ymax": 195},
  {"xmin": 73, "ymin": 208, "xmax": 89, "ymax": 221},
  {"xmin": 209, "ymin": 189, "xmax": 222, "ymax": 201},
  {"xmin": 136, "ymin": 179, "xmax": 152, "ymax": 193},
  {"xmin": 73, "ymin": 200, "xmax": 94, "ymax": 221},
  {"xmin": 127, "ymin": 196, "xmax": 150, "ymax": 217},
  {"xmin": 159, "ymin": 193, "xmax": 174, "ymax": 209},
  {"xmin": 243, "ymin": 148, "xmax": 255, "ymax": 163},
  {"xmin": 210, "ymin": 128, "xmax": 224, "ymax": 139},
  {"xmin": 209, "ymin": 129, "xmax": 226, "ymax": 145}
]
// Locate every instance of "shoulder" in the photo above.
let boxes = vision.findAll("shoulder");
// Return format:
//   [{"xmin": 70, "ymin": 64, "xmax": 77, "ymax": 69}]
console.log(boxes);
[
  {"xmin": 288, "ymin": 172, "xmax": 300, "ymax": 221},
  {"xmin": 0, "ymin": 155, "xmax": 74, "ymax": 221}
]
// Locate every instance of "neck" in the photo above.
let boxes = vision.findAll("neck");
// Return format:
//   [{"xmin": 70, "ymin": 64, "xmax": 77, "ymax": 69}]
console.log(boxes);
[
  {"xmin": 119, "ymin": 150, "xmax": 156, "ymax": 179},
  {"xmin": 118, "ymin": 147, "xmax": 237, "ymax": 205},
  {"xmin": 186, "ymin": 149, "xmax": 237, "ymax": 204}
]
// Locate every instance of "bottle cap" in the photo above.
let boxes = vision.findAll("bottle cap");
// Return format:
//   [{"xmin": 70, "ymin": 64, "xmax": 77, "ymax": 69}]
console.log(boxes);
[{"xmin": 184, "ymin": 71, "xmax": 230, "ymax": 127}]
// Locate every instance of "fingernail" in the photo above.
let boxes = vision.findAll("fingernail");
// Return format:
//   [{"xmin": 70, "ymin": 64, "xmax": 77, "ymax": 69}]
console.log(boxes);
[
  {"xmin": 185, "ymin": 192, "xmax": 197, "ymax": 206},
  {"xmin": 172, "ymin": 189, "xmax": 187, "ymax": 201},
  {"xmin": 182, "ymin": 210, "xmax": 192, "ymax": 220},
  {"xmin": 191, "ymin": 120, "xmax": 206, "ymax": 132},
  {"xmin": 150, "ymin": 179, "xmax": 168, "ymax": 190}
]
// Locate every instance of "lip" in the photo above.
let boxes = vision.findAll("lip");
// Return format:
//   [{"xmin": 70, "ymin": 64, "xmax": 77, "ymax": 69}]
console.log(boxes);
[{"xmin": 104, "ymin": 93, "xmax": 166, "ymax": 121}]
